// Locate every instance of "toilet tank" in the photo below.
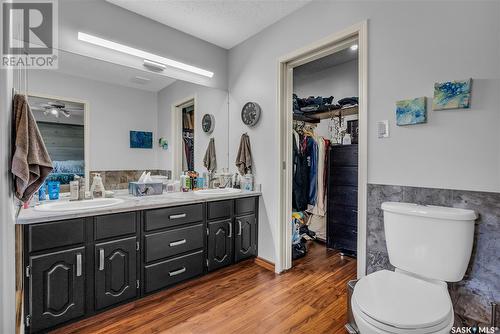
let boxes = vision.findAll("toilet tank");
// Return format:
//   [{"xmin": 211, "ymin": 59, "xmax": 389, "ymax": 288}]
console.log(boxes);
[{"xmin": 381, "ymin": 202, "xmax": 477, "ymax": 282}]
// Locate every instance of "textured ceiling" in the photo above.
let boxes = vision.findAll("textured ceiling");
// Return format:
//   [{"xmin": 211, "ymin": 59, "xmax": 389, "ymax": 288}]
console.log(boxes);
[{"xmin": 106, "ymin": 0, "xmax": 311, "ymax": 49}]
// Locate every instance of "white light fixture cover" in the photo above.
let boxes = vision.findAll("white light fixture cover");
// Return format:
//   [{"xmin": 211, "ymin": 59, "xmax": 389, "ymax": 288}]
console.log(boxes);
[
  {"xmin": 77, "ymin": 32, "xmax": 214, "ymax": 78},
  {"xmin": 143, "ymin": 59, "xmax": 166, "ymax": 72}
]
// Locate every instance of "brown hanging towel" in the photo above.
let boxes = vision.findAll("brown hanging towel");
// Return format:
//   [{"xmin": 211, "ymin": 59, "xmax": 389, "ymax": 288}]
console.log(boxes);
[
  {"xmin": 203, "ymin": 137, "xmax": 217, "ymax": 173},
  {"xmin": 235, "ymin": 133, "xmax": 253, "ymax": 176},
  {"xmin": 11, "ymin": 94, "xmax": 53, "ymax": 202}
]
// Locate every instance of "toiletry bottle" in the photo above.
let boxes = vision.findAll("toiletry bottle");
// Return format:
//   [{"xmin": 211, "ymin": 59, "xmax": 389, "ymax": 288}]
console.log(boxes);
[
  {"xmin": 70, "ymin": 176, "xmax": 79, "ymax": 201},
  {"xmin": 38, "ymin": 182, "xmax": 47, "ymax": 202},
  {"xmin": 180, "ymin": 173, "xmax": 188, "ymax": 192},
  {"xmin": 78, "ymin": 177, "xmax": 86, "ymax": 200},
  {"xmin": 90, "ymin": 173, "xmax": 105, "ymax": 198}
]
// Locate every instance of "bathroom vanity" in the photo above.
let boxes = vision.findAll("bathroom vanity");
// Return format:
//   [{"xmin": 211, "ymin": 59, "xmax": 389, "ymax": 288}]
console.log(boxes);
[{"xmin": 18, "ymin": 192, "xmax": 260, "ymax": 333}]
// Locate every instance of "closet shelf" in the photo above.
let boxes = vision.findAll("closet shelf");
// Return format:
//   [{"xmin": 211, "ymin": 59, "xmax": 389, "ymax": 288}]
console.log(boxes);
[{"xmin": 293, "ymin": 105, "xmax": 358, "ymax": 123}]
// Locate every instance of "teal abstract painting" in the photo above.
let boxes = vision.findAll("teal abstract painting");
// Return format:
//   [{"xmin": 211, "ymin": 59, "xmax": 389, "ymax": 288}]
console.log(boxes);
[
  {"xmin": 396, "ymin": 97, "xmax": 427, "ymax": 126},
  {"xmin": 130, "ymin": 131, "xmax": 153, "ymax": 149},
  {"xmin": 432, "ymin": 79, "xmax": 471, "ymax": 110}
]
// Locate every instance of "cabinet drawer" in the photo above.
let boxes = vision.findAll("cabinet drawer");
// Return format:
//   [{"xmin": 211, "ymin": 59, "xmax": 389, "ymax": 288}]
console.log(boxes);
[
  {"xmin": 29, "ymin": 219, "xmax": 85, "ymax": 253},
  {"xmin": 330, "ymin": 186, "xmax": 358, "ymax": 206},
  {"xmin": 235, "ymin": 197, "xmax": 256, "ymax": 215},
  {"xmin": 329, "ymin": 205, "xmax": 358, "ymax": 227},
  {"xmin": 144, "ymin": 250, "xmax": 204, "ymax": 293},
  {"xmin": 331, "ymin": 166, "xmax": 358, "ymax": 186},
  {"xmin": 330, "ymin": 145, "xmax": 358, "ymax": 166},
  {"xmin": 144, "ymin": 223, "xmax": 204, "ymax": 262},
  {"xmin": 145, "ymin": 204, "xmax": 203, "ymax": 231},
  {"xmin": 207, "ymin": 200, "xmax": 232, "ymax": 221},
  {"xmin": 95, "ymin": 212, "xmax": 136, "ymax": 240}
]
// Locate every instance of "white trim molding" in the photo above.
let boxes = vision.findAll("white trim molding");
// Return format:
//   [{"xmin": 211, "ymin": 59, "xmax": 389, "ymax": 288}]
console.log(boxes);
[{"xmin": 276, "ymin": 21, "xmax": 368, "ymax": 278}]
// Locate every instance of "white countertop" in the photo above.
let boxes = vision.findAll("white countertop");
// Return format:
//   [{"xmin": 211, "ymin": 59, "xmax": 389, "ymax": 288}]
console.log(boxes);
[{"xmin": 17, "ymin": 190, "xmax": 261, "ymax": 225}]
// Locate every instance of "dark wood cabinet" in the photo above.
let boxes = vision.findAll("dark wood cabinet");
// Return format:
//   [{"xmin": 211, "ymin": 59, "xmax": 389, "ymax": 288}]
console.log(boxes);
[
  {"xmin": 29, "ymin": 247, "xmax": 85, "ymax": 332},
  {"xmin": 327, "ymin": 145, "xmax": 358, "ymax": 256},
  {"xmin": 24, "ymin": 196, "xmax": 258, "ymax": 333},
  {"xmin": 144, "ymin": 250, "xmax": 204, "ymax": 293},
  {"xmin": 94, "ymin": 237, "xmax": 137, "ymax": 310},
  {"xmin": 234, "ymin": 214, "xmax": 257, "ymax": 262},
  {"xmin": 207, "ymin": 219, "xmax": 233, "ymax": 271}
]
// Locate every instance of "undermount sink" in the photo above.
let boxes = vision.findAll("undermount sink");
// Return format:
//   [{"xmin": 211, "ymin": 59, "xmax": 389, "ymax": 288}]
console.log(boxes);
[
  {"xmin": 34, "ymin": 198, "xmax": 125, "ymax": 212},
  {"xmin": 194, "ymin": 188, "xmax": 242, "ymax": 196}
]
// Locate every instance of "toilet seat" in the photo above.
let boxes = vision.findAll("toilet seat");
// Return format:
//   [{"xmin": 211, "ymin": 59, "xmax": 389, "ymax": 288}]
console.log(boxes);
[{"xmin": 352, "ymin": 270, "xmax": 453, "ymax": 333}]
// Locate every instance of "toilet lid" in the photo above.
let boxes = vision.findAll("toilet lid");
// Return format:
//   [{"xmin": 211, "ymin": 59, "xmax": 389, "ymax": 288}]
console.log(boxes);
[{"xmin": 353, "ymin": 270, "xmax": 452, "ymax": 329}]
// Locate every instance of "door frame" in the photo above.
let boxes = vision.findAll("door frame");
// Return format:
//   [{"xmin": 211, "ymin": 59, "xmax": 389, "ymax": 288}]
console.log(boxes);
[
  {"xmin": 276, "ymin": 21, "xmax": 368, "ymax": 278},
  {"xmin": 171, "ymin": 95, "xmax": 196, "ymax": 178}
]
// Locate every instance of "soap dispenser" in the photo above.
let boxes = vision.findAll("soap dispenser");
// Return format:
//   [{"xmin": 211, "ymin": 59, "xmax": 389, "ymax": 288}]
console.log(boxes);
[{"xmin": 90, "ymin": 173, "xmax": 105, "ymax": 198}]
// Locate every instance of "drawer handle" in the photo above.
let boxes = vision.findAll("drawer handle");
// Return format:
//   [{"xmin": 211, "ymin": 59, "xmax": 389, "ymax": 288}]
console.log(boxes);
[
  {"xmin": 169, "ymin": 239, "xmax": 187, "ymax": 247},
  {"xmin": 169, "ymin": 213, "xmax": 187, "ymax": 219},
  {"xmin": 76, "ymin": 253, "xmax": 82, "ymax": 277},
  {"xmin": 99, "ymin": 248, "xmax": 105, "ymax": 271},
  {"xmin": 238, "ymin": 220, "xmax": 242, "ymax": 236},
  {"xmin": 228, "ymin": 222, "xmax": 232, "ymax": 238},
  {"xmin": 169, "ymin": 267, "xmax": 186, "ymax": 277},
  {"xmin": 352, "ymin": 209, "xmax": 358, "ymax": 213}
]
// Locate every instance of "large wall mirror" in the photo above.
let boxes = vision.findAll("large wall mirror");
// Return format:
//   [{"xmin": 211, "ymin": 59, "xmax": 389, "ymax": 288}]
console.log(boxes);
[{"xmin": 24, "ymin": 47, "xmax": 229, "ymax": 191}]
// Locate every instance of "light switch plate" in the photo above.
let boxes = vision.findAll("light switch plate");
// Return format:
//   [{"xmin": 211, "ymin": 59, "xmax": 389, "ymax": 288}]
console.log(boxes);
[{"xmin": 377, "ymin": 120, "xmax": 389, "ymax": 138}]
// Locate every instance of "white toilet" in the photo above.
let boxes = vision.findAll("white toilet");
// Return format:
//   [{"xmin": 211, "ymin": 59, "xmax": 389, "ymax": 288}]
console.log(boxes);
[{"xmin": 352, "ymin": 202, "xmax": 477, "ymax": 334}]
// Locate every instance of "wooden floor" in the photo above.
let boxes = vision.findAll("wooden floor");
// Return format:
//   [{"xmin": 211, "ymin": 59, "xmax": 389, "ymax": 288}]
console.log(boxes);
[{"xmin": 52, "ymin": 242, "xmax": 356, "ymax": 334}]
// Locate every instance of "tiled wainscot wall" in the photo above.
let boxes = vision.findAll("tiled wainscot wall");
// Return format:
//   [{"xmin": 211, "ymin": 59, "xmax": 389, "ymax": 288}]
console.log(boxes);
[
  {"xmin": 90, "ymin": 170, "xmax": 170, "ymax": 190},
  {"xmin": 366, "ymin": 184, "xmax": 499, "ymax": 326}
]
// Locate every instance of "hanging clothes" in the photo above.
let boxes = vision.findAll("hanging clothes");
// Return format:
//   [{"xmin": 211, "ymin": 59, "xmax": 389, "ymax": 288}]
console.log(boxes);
[
  {"xmin": 292, "ymin": 134, "xmax": 309, "ymax": 211},
  {"xmin": 309, "ymin": 137, "xmax": 328, "ymax": 216},
  {"xmin": 183, "ymin": 135, "xmax": 194, "ymax": 171},
  {"xmin": 307, "ymin": 136, "xmax": 318, "ymax": 207}
]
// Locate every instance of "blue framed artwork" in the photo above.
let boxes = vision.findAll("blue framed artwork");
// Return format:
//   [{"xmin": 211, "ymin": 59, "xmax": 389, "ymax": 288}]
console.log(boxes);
[
  {"xmin": 396, "ymin": 97, "xmax": 427, "ymax": 126},
  {"xmin": 432, "ymin": 79, "xmax": 471, "ymax": 110},
  {"xmin": 130, "ymin": 131, "xmax": 153, "ymax": 149}
]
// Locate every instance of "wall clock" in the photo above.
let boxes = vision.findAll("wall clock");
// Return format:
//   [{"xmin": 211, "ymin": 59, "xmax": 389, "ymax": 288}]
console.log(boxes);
[
  {"xmin": 202, "ymin": 113, "xmax": 215, "ymax": 134},
  {"xmin": 241, "ymin": 102, "xmax": 261, "ymax": 127}
]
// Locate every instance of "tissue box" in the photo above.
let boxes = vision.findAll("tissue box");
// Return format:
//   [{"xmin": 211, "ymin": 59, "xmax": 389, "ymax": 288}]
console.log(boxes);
[{"xmin": 128, "ymin": 182, "xmax": 163, "ymax": 196}]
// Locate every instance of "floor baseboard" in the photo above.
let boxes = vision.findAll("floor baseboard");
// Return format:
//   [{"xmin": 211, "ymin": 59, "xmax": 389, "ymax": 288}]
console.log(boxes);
[{"xmin": 254, "ymin": 256, "xmax": 275, "ymax": 272}]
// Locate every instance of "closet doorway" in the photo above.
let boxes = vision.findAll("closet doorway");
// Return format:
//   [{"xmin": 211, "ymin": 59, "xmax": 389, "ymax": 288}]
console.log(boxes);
[
  {"xmin": 172, "ymin": 97, "xmax": 196, "ymax": 178},
  {"xmin": 277, "ymin": 22, "xmax": 367, "ymax": 277}
]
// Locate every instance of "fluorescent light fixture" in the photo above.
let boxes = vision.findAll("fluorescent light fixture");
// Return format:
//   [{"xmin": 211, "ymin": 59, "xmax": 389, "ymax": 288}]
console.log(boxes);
[
  {"xmin": 78, "ymin": 32, "xmax": 214, "ymax": 78},
  {"xmin": 350, "ymin": 44, "xmax": 358, "ymax": 51}
]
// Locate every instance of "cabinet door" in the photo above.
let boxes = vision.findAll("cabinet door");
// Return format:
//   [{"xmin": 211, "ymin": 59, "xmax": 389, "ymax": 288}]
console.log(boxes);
[
  {"xmin": 235, "ymin": 215, "xmax": 257, "ymax": 262},
  {"xmin": 29, "ymin": 247, "xmax": 85, "ymax": 333},
  {"xmin": 95, "ymin": 237, "xmax": 137, "ymax": 310},
  {"xmin": 207, "ymin": 220, "xmax": 233, "ymax": 272}
]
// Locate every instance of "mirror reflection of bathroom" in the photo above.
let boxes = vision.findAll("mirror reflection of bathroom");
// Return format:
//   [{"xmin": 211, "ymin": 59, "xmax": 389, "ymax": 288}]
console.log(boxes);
[
  {"xmin": 28, "ymin": 95, "xmax": 87, "ymax": 193},
  {"xmin": 291, "ymin": 38, "xmax": 359, "ymax": 265},
  {"xmin": 23, "ymin": 47, "xmax": 229, "ymax": 192},
  {"xmin": 181, "ymin": 101, "xmax": 195, "ymax": 172}
]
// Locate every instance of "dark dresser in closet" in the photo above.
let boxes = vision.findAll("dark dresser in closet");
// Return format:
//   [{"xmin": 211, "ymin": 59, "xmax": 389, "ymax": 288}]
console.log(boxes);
[{"xmin": 326, "ymin": 144, "xmax": 358, "ymax": 256}]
